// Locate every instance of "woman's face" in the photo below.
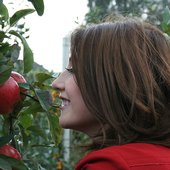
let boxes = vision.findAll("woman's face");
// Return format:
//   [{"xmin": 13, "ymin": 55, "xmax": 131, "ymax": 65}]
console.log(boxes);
[{"xmin": 52, "ymin": 61, "xmax": 100, "ymax": 136}]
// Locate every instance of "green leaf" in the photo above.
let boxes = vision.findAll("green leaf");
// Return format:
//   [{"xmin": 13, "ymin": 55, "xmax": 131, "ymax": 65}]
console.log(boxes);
[
  {"xmin": 19, "ymin": 102, "xmax": 43, "ymax": 115},
  {"xmin": 0, "ymin": 135, "xmax": 14, "ymax": 147},
  {"xmin": 47, "ymin": 113, "xmax": 62, "ymax": 146},
  {"xmin": 0, "ymin": 31, "xmax": 5, "ymax": 38},
  {"xmin": 19, "ymin": 125, "xmax": 29, "ymax": 148},
  {"xmin": 27, "ymin": 125, "xmax": 47, "ymax": 140},
  {"xmin": 19, "ymin": 113, "xmax": 34, "ymax": 129},
  {"xmin": 33, "ymin": 81, "xmax": 53, "ymax": 90},
  {"xmin": 0, "ymin": 3, "xmax": 9, "ymax": 21},
  {"xmin": 0, "ymin": 158, "xmax": 12, "ymax": 170},
  {"xmin": 0, "ymin": 42, "xmax": 11, "ymax": 54},
  {"xmin": 34, "ymin": 89, "xmax": 53, "ymax": 111},
  {"xmin": 0, "ymin": 65, "xmax": 12, "ymax": 85},
  {"xmin": 28, "ymin": 0, "xmax": 44, "ymax": 16},
  {"xmin": 9, "ymin": 30, "xmax": 34, "ymax": 73},
  {"xmin": 0, "ymin": 31, "xmax": 9, "ymax": 42},
  {"xmin": 23, "ymin": 45, "xmax": 34, "ymax": 73},
  {"xmin": 10, "ymin": 9, "xmax": 35, "ymax": 27},
  {"xmin": 18, "ymin": 82, "xmax": 30, "ymax": 90},
  {"xmin": 35, "ymin": 73, "xmax": 53, "ymax": 83},
  {"xmin": 162, "ymin": 6, "xmax": 170, "ymax": 24},
  {"xmin": 0, "ymin": 155, "xmax": 28, "ymax": 170},
  {"xmin": 10, "ymin": 44, "xmax": 21, "ymax": 62}
]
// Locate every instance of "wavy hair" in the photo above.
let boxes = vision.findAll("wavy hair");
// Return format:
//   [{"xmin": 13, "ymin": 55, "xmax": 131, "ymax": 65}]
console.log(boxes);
[{"xmin": 70, "ymin": 17, "xmax": 170, "ymax": 149}]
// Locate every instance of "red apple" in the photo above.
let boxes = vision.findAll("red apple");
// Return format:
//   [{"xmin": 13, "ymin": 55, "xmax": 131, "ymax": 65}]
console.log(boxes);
[
  {"xmin": 0, "ymin": 71, "xmax": 27, "ymax": 114},
  {"xmin": 0, "ymin": 77, "xmax": 20, "ymax": 114},
  {"xmin": 0, "ymin": 144, "xmax": 22, "ymax": 170},
  {"xmin": 11, "ymin": 71, "xmax": 27, "ymax": 100},
  {"xmin": 0, "ymin": 144, "xmax": 21, "ymax": 160},
  {"xmin": 11, "ymin": 71, "xmax": 26, "ymax": 87}
]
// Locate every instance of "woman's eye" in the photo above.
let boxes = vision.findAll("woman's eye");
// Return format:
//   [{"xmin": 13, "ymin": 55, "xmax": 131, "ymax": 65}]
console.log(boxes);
[{"xmin": 65, "ymin": 67, "xmax": 74, "ymax": 73}]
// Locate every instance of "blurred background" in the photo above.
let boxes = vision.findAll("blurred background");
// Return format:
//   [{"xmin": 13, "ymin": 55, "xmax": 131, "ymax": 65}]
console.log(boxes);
[{"xmin": 4, "ymin": 0, "xmax": 170, "ymax": 73}]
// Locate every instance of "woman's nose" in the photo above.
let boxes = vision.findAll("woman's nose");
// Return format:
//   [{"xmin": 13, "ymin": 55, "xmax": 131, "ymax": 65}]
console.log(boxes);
[{"xmin": 52, "ymin": 74, "xmax": 65, "ymax": 91}]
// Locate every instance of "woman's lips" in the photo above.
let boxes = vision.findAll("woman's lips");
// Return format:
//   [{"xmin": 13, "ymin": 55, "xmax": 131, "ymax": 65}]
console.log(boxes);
[
  {"xmin": 61, "ymin": 99, "xmax": 70, "ymax": 110},
  {"xmin": 59, "ymin": 95, "xmax": 70, "ymax": 110}
]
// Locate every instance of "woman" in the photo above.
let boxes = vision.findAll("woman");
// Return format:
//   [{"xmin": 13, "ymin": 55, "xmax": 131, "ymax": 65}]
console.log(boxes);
[{"xmin": 52, "ymin": 17, "xmax": 170, "ymax": 169}]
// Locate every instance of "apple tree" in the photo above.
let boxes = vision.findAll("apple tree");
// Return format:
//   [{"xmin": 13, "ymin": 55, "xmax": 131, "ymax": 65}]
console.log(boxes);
[{"xmin": 0, "ymin": 0, "xmax": 62, "ymax": 169}]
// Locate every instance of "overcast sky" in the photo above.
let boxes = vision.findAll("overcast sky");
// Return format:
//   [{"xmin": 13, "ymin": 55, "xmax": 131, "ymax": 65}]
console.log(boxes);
[
  {"xmin": 27, "ymin": 0, "xmax": 88, "ymax": 72},
  {"xmin": 5, "ymin": 0, "xmax": 88, "ymax": 72}
]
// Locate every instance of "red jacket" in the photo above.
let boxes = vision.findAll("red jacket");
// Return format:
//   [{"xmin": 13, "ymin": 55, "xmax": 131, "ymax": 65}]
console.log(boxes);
[{"xmin": 75, "ymin": 143, "xmax": 170, "ymax": 170}]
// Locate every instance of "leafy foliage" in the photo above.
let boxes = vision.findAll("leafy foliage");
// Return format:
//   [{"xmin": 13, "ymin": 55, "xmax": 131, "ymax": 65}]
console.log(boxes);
[
  {"xmin": 161, "ymin": 6, "xmax": 170, "ymax": 36},
  {"xmin": 65, "ymin": 131, "xmax": 89, "ymax": 170},
  {"xmin": 0, "ymin": 155, "xmax": 28, "ymax": 170},
  {"xmin": 10, "ymin": 9, "xmax": 35, "ymax": 27},
  {"xmin": 28, "ymin": 0, "xmax": 44, "ymax": 16},
  {"xmin": 85, "ymin": 0, "xmax": 170, "ymax": 24},
  {"xmin": 0, "ymin": 0, "xmax": 62, "ymax": 169}
]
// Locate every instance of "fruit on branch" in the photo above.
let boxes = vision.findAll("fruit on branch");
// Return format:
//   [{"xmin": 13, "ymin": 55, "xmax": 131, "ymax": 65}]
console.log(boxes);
[
  {"xmin": 0, "ymin": 71, "xmax": 27, "ymax": 114},
  {"xmin": 0, "ymin": 77, "xmax": 20, "ymax": 114},
  {"xmin": 11, "ymin": 71, "xmax": 27, "ymax": 90},
  {"xmin": 11, "ymin": 71, "xmax": 27, "ymax": 99},
  {"xmin": 0, "ymin": 144, "xmax": 22, "ymax": 160}
]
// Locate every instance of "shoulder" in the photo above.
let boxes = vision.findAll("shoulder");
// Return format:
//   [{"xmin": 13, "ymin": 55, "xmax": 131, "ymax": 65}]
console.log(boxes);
[{"xmin": 75, "ymin": 143, "xmax": 170, "ymax": 170}]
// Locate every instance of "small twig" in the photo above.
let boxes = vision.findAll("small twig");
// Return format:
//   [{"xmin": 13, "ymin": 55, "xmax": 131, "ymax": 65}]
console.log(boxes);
[
  {"xmin": 9, "ymin": 112, "xmax": 16, "ymax": 148},
  {"xmin": 20, "ymin": 91, "xmax": 39, "ymax": 102},
  {"xmin": 21, "ymin": 92, "xmax": 61, "ymax": 108}
]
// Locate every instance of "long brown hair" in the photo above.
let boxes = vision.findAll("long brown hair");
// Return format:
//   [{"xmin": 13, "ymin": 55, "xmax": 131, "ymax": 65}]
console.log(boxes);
[{"xmin": 70, "ymin": 17, "xmax": 170, "ymax": 149}]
